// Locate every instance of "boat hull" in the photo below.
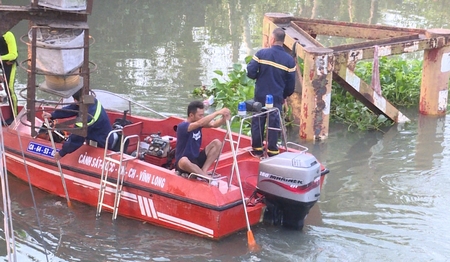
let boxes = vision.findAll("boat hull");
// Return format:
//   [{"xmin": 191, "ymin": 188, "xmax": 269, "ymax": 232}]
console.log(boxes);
[
  {"xmin": 1, "ymin": 105, "xmax": 326, "ymax": 240},
  {"xmin": 2, "ymin": 116, "xmax": 264, "ymax": 240}
]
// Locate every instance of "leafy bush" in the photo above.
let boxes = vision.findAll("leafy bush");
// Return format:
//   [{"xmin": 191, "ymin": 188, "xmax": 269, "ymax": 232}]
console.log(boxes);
[
  {"xmin": 331, "ymin": 83, "xmax": 391, "ymax": 131},
  {"xmin": 192, "ymin": 60, "xmax": 255, "ymax": 132},
  {"xmin": 193, "ymin": 63, "xmax": 255, "ymax": 115},
  {"xmin": 354, "ymin": 57, "xmax": 422, "ymax": 107}
]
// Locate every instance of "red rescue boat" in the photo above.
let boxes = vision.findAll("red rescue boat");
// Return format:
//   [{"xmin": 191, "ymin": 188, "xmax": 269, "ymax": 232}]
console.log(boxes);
[{"xmin": 1, "ymin": 90, "xmax": 328, "ymax": 240}]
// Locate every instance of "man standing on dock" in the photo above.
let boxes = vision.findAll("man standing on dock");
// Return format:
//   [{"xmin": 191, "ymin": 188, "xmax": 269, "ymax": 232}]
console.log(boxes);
[{"xmin": 247, "ymin": 28, "xmax": 296, "ymax": 157}]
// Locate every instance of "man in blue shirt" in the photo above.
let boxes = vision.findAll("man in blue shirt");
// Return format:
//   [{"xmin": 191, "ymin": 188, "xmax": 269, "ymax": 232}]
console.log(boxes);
[
  {"xmin": 42, "ymin": 89, "xmax": 114, "ymax": 160},
  {"xmin": 247, "ymin": 28, "xmax": 296, "ymax": 157},
  {"xmin": 175, "ymin": 100, "xmax": 230, "ymax": 177}
]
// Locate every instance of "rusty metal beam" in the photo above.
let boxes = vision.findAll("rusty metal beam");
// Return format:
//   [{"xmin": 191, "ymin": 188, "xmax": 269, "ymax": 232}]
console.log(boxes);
[
  {"xmin": 419, "ymin": 29, "xmax": 450, "ymax": 116},
  {"xmin": 27, "ymin": 27, "xmax": 38, "ymax": 137},
  {"xmin": 85, "ymin": 0, "xmax": 93, "ymax": 14},
  {"xmin": 0, "ymin": 4, "xmax": 88, "ymax": 34},
  {"xmin": 333, "ymin": 69, "xmax": 409, "ymax": 123},
  {"xmin": 333, "ymin": 34, "xmax": 450, "ymax": 70},
  {"xmin": 331, "ymin": 34, "xmax": 422, "ymax": 52},
  {"xmin": 263, "ymin": 13, "xmax": 416, "ymax": 141},
  {"xmin": 291, "ymin": 18, "xmax": 426, "ymax": 39},
  {"xmin": 299, "ymin": 47, "xmax": 334, "ymax": 140},
  {"xmin": 264, "ymin": 14, "xmax": 450, "ymax": 140},
  {"xmin": 285, "ymin": 22, "xmax": 323, "ymax": 48}
]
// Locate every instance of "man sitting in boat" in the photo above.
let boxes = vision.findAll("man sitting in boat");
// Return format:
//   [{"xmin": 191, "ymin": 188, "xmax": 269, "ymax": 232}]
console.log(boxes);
[
  {"xmin": 42, "ymin": 89, "xmax": 115, "ymax": 160},
  {"xmin": 175, "ymin": 100, "xmax": 230, "ymax": 177}
]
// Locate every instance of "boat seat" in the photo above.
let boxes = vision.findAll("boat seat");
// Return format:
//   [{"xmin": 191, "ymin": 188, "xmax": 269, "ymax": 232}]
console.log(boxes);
[{"xmin": 121, "ymin": 121, "xmax": 143, "ymax": 154}]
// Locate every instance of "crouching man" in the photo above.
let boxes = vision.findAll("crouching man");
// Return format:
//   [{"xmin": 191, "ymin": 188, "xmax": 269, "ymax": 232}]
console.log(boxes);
[{"xmin": 175, "ymin": 100, "xmax": 230, "ymax": 177}]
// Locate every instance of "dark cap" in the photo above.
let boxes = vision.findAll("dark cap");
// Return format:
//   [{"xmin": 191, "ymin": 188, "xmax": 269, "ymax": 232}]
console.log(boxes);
[{"xmin": 72, "ymin": 88, "xmax": 83, "ymax": 101}]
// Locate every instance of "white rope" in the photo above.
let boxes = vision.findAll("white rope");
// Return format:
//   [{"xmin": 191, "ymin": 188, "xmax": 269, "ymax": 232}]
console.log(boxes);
[
  {"xmin": 1, "ymin": 101, "xmax": 51, "ymax": 262},
  {"xmin": 0, "ymin": 111, "xmax": 17, "ymax": 261}
]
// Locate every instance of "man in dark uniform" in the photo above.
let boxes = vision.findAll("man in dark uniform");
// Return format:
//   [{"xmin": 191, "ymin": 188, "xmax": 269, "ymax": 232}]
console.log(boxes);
[
  {"xmin": 175, "ymin": 100, "xmax": 230, "ymax": 177},
  {"xmin": 247, "ymin": 28, "xmax": 296, "ymax": 157},
  {"xmin": 0, "ymin": 31, "xmax": 19, "ymax": 124},
  {"xmin": 42, "ymin": 89, "xmax": 114, "ymax": 160}
]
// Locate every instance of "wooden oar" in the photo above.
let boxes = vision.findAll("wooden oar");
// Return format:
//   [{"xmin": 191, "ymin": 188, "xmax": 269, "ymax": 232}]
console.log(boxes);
[
  {"xmin": 45, "ymin": 118, "xmax": 72, "ymax": 208},
  {"xmin": 225, "ymin": 119, "xmax": 260, "ymax": 251}
]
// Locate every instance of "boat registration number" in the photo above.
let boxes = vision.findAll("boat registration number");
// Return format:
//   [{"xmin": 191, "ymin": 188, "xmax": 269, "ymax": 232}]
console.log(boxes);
[{"xmin": 27, "ymin": 142, "xmax": 57, "ymax": 158}]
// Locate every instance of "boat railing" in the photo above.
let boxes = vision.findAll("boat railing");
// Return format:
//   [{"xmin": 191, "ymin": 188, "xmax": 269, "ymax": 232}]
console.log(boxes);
[
  {"xmin": 285, "ymin": 141, "xmax": 308, "ymax": 153},
  {"xmin": 230, "ymin": 107, "xmax": 302, "ymax": 153},
  {"xmin": 92, "ymin": 89, "xmax": 167, "ymax": 119},
  {"xmin": 219, "ymin": 107, "xmax": 308, "ymax": 188}
]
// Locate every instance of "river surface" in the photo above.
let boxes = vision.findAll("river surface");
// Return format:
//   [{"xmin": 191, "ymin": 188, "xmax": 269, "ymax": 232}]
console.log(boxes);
[{"xmin": 1, "ymin": 0, "xmax": 450, "ymax": 261}]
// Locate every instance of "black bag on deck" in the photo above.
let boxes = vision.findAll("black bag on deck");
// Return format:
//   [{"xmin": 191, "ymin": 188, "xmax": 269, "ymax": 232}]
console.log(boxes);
[
  {"xmin": 111, "ymin": 110, "xmax": 132, "ymax": 152},
  {"xmin": 113, "ymin": 110, "xmax": 133, "ymax": 129}
]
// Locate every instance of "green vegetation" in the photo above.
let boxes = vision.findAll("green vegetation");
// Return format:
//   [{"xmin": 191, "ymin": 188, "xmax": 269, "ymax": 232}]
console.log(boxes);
[
  {"xmin": 354, "ymin": 57, "xmax": 422, "ymax": 107},
  {"xmin": 193, "ymin": 64, "xmax": 254, "ymax": 114},
  {"xmin": 331, "ymin": 82, "xmax": 391, "ymax": 131},
  {"xmin": 194, "ymin": 56, "xmax": 423, "ymax": 132},
  {"xmin": 192, "ymin": 58, "xmax": 255, "ymax": 132}
]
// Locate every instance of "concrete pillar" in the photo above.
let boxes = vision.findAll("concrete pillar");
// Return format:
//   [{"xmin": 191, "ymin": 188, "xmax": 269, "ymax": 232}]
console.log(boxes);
[
  {"xmin": 300, "ymin": 47, "xmax": 334, "ymax": 140},
  {"xmin": 420, "ymin": 29, "xmax": 450, "ymax": 115}
]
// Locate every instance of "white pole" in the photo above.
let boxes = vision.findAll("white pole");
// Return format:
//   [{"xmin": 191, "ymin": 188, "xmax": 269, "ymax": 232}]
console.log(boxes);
[{"xmin": 0, "ymin": 112, "xmax": 17, "ymax": 261}]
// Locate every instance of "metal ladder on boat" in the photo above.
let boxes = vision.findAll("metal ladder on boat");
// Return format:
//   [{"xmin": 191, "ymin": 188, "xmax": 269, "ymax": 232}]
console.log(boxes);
[{"xmin": 96, "ymin": 129, "xmax": 140, "ymax": 219}]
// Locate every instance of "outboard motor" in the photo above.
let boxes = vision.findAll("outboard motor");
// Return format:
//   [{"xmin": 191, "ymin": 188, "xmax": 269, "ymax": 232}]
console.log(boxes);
[{"xmin": 257, "ymin": 152, "xmax": 321, "ymax": 230}]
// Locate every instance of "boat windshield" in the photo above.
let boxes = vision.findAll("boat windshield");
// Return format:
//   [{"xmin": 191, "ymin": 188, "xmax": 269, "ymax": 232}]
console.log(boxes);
[
  {"xmin": 92, "ymin": 89, "xmax": 167, "ymax": 119},
  {"xmin": 7, "ymin": 106, "xmax": 43, "ymax": 134}
]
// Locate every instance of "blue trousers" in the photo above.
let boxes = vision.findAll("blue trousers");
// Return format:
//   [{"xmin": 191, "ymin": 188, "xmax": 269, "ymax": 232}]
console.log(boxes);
[{"xmin": 251, "ymin": 108, "xmax": 281, "ymax": 152}]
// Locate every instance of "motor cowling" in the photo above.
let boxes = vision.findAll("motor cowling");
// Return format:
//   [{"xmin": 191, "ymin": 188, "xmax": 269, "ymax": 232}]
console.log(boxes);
[{"xmin": 257, "ymin": 152, "xmax": 321, "ymax": 230}]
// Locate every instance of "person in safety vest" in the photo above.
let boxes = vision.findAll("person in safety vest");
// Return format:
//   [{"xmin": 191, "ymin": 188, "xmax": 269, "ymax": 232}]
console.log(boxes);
[
  {"xmin": 0, "ymin": 31, "xmax": 19, "ymax": 125},
  {"xmin": 175, "ymin": 100, "xmax": 231, "ymax": 177},
  {"xmin": 42, "ymin": 89, "xmax": 114, "ymax": 160},
  {"xmin": 246, "ymin": 28, "xmax": 296, "ymax": 157}
]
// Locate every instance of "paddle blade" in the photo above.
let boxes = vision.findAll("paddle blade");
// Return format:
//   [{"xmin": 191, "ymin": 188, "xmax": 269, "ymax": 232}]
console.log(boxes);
[
  {"xmin": 67, "ymin": 200, "xmax": 73, "ymax": 209},
  {"xmin": 247, "ymin": 230, "xmax": 261, "ymax": 252}
]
